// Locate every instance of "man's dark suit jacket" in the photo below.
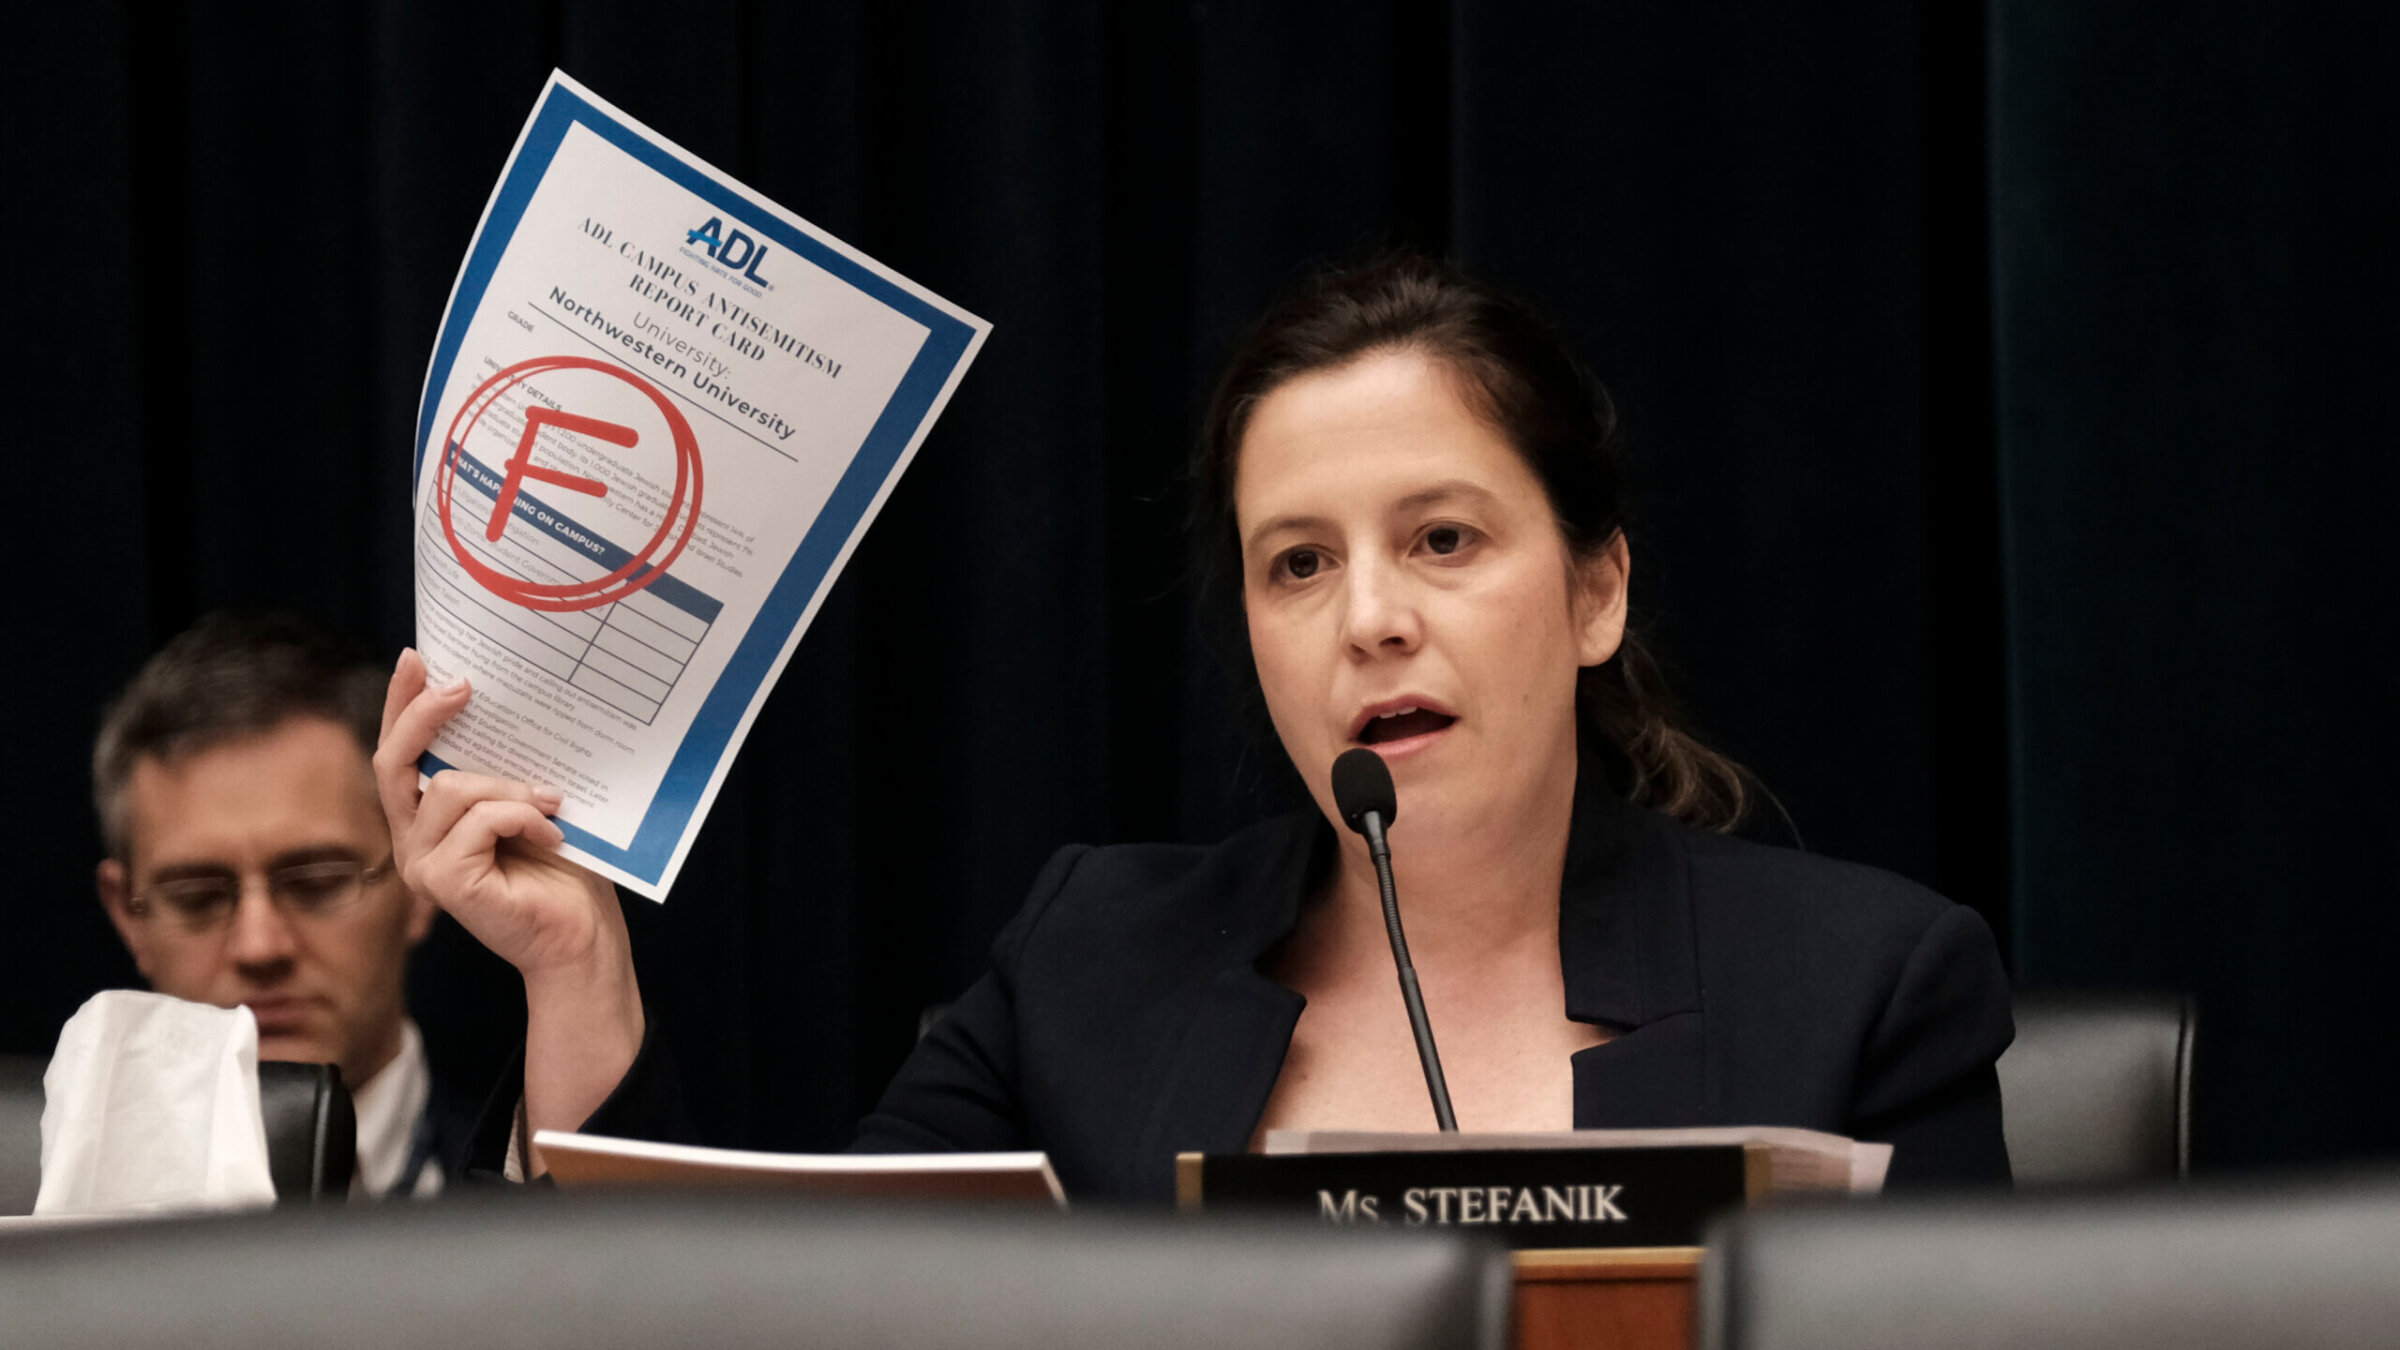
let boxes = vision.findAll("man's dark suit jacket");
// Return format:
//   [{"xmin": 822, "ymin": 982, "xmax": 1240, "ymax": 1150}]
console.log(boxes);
[{"xmin": 552, "ymin": 770, "xmax": 2014, "ymax": 1202}]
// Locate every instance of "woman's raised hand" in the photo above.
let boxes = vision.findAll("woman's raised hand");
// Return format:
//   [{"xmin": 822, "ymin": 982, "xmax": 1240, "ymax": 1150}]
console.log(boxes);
[
  {"xmin": 374, "ymin": 648, "xmax": 619, "ymax": 978},
  {"xmin": 375, "ymin": 648, "xmax": 644, "ymax": 1150}
]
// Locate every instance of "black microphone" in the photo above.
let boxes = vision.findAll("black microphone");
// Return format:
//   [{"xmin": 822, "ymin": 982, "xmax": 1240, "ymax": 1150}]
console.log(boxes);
[{"xmin": 1330, "ymin": 748, "xmax": 1459, "ymax": 1132}]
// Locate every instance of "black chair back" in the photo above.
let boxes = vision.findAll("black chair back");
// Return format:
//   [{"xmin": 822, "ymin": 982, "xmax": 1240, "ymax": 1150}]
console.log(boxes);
[
  {"xmin": 1997, "ymin": 990, "xmax": 2193, "ymax": 1184},
  {"xmin": 0, "ymin": 1192, "xmax": 1513, "ymax": 1350},
  {"xmin": 1699, "ymin": 1172, "xmax": 2400, "ymax": 1350},
  {"xmin": 256, "ymin": 1062, "xmax": 356, "ymax": 1202}
]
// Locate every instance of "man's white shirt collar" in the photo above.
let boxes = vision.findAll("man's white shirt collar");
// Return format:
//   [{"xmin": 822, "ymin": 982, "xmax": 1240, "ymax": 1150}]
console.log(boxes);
[{"xmin": 350, "ymin": 1020, "xmax": 439, "ymax": 1198}]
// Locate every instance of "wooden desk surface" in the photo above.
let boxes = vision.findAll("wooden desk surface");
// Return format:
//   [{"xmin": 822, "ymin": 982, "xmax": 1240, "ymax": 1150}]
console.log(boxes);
[{"xmin": 1512, "ymin": 1248, "xmax": 1701, "ymax": 1350}]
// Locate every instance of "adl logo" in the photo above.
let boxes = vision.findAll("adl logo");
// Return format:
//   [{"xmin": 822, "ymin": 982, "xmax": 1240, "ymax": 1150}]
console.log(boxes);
[{"xmin": 685, "ymin": 217, "xmax": 771, "ymax": 286}]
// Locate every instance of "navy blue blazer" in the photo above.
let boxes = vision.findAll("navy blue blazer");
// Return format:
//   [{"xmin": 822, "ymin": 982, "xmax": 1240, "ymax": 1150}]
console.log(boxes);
[{"xmin": 555, "ymin": 772, "xmax": 2014, "ymax": 1201}]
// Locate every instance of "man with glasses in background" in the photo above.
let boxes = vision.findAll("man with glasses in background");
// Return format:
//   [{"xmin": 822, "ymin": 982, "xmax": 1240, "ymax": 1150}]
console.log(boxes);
[{"xmin": 92, "ymin": 613, "xmax": 463, "ymax": 1197}]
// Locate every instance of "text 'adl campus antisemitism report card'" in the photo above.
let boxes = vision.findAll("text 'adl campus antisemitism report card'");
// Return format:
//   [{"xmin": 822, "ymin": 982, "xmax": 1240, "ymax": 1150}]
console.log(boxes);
[{"xmin": 412, "ymin": 71, "xmax": 988, "ymax": 899}]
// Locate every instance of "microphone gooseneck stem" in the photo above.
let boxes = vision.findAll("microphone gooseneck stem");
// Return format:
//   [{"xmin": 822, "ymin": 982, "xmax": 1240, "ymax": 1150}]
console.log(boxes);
[{"xmin": 1362, "ymin": 812, "xmax": 1459, "ymax": 1132}]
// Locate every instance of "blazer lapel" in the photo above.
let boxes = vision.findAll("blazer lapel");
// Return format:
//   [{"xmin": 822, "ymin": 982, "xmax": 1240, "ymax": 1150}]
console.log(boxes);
[
  {"xmin": 1560, "ymin": 772, "xmax": 1711, "ymax": 1126},
  {"xmin": 1118, "ymin": 815, "xmax": 1318, "ymax": 1199},
  {"xmin": 1116, "ymin": 772, "xmax": 1719, "ymax": 1194}
]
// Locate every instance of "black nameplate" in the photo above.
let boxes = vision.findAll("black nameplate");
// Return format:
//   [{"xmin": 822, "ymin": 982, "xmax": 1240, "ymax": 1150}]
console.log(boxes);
[{"xmin": 1181, "ymin": 1145, "xmax": 1756, "ymax": 1249}]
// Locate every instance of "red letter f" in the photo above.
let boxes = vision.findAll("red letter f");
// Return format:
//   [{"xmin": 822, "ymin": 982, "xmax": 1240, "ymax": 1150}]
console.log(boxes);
[{"xmin": 488, "ymin": 408, "xmax": 630, "ymax": 542}]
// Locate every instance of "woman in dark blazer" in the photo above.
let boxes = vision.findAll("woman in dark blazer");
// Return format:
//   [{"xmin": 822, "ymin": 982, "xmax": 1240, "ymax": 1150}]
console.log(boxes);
[{"xmin": 379, "ymin": 252, "xmax": 2012, "ymax": 1197}]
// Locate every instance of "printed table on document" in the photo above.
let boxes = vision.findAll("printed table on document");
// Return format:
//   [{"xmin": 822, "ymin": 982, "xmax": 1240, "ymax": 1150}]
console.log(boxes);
[{"xmin": 419, "ymin": 446, "xmax": 722, "ymax": 725}]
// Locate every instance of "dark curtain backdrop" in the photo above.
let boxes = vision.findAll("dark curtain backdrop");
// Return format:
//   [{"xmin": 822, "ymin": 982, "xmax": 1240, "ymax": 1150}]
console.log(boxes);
[
  {"xmin": 1992, "ymin": 3, "xmax": 2400, "ymax": 1167},
  {"xmin": 1, "ymin": 2, "xmax": 2386, "ymax": 1169}
]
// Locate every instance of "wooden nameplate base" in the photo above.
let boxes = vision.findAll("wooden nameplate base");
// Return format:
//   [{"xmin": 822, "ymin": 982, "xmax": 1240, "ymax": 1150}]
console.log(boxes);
[{"xmin": 1177, "ymin": 1144, "xmax": 1763, "ymax": 1249}]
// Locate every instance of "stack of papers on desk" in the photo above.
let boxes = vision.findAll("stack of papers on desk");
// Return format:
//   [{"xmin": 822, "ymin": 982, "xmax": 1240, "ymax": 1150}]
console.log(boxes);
[
  {"xmin": 534, "ymin": 1130, "xmax": 1066, "ymax": 1206},
  {"xmin": 1261, "ymin": 1126, "xmax": 1891, "ymax": 1195}
]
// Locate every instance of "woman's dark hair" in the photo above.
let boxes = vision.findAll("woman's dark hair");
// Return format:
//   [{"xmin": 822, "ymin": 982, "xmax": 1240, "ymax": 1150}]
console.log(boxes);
[{"xmin": 1192, "ymin": 250, "xmax": 1752, "ymax": 831}]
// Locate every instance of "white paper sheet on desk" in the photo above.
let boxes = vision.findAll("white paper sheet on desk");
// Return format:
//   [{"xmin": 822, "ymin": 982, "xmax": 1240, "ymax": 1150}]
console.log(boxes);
[
  {"xmin": 411, "ymin": 70, "xmax": 988, "ymax": 899},
  {"xmin": 35, "ymin": 992, "xmax": 277, "ymax": 1216},
  {"xmin": 532, "ymin": 1130, "xmax": 1066, "ymax": 1207}
]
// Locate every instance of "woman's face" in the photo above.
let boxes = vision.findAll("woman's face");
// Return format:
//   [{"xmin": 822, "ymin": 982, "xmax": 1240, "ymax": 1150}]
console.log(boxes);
[{"xmin": 1235, "ymin": 348, "xmax": 1627, "ymax": 850}]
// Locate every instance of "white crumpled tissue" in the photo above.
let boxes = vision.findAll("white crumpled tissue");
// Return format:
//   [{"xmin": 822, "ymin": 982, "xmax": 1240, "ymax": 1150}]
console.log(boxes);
[{"xmin": 34, "ymin": 990, "xmax": 277, "ymax": 1216}]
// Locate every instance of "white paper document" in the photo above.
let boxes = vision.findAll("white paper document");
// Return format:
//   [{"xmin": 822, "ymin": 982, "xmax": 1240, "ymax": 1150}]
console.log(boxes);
[
  {"xmin": 533, "ymin": 1130, "xmax": 1067, "ymax": 1207},
  {"xmin": 412, "ymin": 72, "xmax": 988, "ymax": 898}
]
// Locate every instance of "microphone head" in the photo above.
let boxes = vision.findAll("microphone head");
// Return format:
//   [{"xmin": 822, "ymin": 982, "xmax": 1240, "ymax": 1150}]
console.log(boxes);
[{"xmin": 1330, "ymin": 748, "xmax": 1398, "ymax": 834}]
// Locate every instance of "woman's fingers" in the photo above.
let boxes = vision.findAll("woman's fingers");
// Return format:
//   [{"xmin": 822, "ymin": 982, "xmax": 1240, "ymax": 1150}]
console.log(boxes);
[
  {"xmin": 409, "ymin": 769, "xmax": 564, "ymax": 867},
  {"xmin": 373, "ymin": 652, "xmax": 473, "ymax": 838},
  {"xmin": 377, "ymin": 647, "xmax": 423, "ymax": 744},
  {"xmin": 424, "ymin": 799, "xmax": 568, "ymax": 879},
  {"xmin": 413, "ymin": 797, "xmax": 608, "ymax": 975},
  {"xmin": 372, "ymin": 649, "xmax": 429, "ymax": 836}
]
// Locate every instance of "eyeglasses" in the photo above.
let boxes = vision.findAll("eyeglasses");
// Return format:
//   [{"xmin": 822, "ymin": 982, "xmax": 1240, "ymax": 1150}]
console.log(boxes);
[{"xmin": 129, "ymin": 856, "xmax": 396, "ymax": 934}]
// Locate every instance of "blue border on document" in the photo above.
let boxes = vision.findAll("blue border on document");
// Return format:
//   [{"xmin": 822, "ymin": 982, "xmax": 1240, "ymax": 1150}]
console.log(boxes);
[{"xmin": 414, "ymin": 81, "xmax": 977, "ymax": 886}]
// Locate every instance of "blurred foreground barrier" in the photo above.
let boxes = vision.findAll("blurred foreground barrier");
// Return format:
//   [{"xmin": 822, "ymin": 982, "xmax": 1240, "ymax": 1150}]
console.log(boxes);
[
  {"xmin": 1698, "ymin": 1171, "xmax": 2400, "ymax": 1350},
  {"xmin": 0, "ymin": 1190, "xmax": 1513, "ymax": 1350}
]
